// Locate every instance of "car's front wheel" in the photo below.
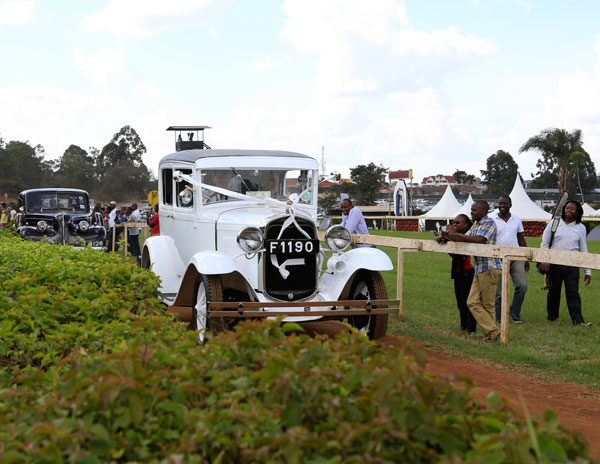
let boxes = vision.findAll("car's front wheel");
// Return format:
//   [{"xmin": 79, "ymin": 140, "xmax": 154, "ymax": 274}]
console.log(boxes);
[
  {"xmin": 346, "ymin": 270, "xmax": 388, "ymax": 339},
  {"xmin": 192, "ymin": 274, "xmax": 224, "ymax": 342}
]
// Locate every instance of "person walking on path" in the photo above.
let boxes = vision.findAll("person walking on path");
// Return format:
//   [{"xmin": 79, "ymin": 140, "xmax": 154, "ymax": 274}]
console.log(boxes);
[
  {"xmin": 491, "ymin": 195, "xmax": 529, "ymax": 324},
  {"xmin": 340, "ymin": 198, "xmax": 373, "ymax": 248},
  {"xmin": 447, "ymin": 214, "xmax": 477, "ymax": 335},
  {"xmin": 437, "ymin": 200, "xmax": 502, "ymax": 342},
  {"xmin": 539, "ymin": 201, "xmax": 592, "ymax": 326}
]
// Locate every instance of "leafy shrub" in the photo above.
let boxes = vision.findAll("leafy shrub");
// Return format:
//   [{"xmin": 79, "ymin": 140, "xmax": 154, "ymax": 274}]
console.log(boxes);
[
  {"xmin": 0, "ymin": 232, "xmax": 592, "ymax": 462},
  {"xmin": 0, "ymin": 232, "xmax": 184, "ymax": 379}
]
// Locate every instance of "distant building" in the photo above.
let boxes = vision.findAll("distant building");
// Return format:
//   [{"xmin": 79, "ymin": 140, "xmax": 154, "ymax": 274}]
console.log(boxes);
[{"xmin": 421, "ymin": 174, "xmax": 456, "ymax": 186}]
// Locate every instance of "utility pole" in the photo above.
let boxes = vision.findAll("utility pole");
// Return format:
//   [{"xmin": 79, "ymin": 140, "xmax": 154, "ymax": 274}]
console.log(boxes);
[{"xmin": 321, "ymin": 146, "xmax": 326, "ymax": 179}]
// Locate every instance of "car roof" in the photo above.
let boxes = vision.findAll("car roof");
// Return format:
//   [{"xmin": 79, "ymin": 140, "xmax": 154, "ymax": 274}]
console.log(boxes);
[
  {"xmin": 160, "ymin": 149, "xmax": 315, "ymax": 164},
  {"xmin": 20, "ymin": 188, "xmax": 89, "ymax": 195}
]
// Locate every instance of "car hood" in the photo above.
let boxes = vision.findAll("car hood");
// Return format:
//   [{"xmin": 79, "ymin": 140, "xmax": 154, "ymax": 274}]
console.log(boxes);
[{"xmin": 214, "ymin": 205, "xmax": 315, "ymax": 231}]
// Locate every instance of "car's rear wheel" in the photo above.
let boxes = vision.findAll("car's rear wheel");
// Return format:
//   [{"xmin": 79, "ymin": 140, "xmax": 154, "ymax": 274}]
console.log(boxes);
[
  {"xmin": 346, "ymin": 270, "xmax": 388, "ymax": 339},
  {"xmin": 192, "ymin": 274, "xmax": 224, "ymax": 342}
]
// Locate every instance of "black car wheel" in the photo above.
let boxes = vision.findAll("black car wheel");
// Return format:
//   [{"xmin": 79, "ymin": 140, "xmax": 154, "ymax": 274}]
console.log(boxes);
[{"xmin": 346, "ymin": 271, "xmax": 388, "ymax": 340}]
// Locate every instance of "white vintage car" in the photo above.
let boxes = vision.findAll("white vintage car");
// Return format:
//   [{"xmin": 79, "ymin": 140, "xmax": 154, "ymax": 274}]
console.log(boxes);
[{"xmin": 143, "ymin": 147, "xmax": 397, "ymax": 340}]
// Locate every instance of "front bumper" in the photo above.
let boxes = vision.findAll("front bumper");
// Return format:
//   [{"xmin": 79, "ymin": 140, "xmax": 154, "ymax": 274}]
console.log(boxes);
[{"xmin": 206, "ymin": 299, "xmax": 400, "ymax": 318}]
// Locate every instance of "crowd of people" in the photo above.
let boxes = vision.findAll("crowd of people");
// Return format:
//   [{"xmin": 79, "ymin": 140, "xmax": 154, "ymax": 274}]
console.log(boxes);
[
  {"xmin": 0, "ymin": 202, "xmax": 18, "ymax": 228},
  {"xmin": 437, "ymin": 196, "xmax": 592, "ymax": 342},
  {"xmin": 339, "ymin": 194, "xmax": 594, "ymax": 341},
  {"xmin": 100, "ymin": 201, "xmax": 159, "ymax": 260}
]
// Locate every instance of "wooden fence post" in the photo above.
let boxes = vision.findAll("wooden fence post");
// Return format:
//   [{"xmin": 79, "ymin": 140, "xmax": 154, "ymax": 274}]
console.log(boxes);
[
  {"xmin": 111, "ymin": 226, "xmax": 116, "ymax": 252},
  {"xmin": 397, "ymin": 248, "xmax": 404, "ymax": 318},
  {"xmin": 123, "ymin": 224, "xmax": 128, "ymax": 257},
  {"xmin": 500, "ymin": 257, "xmax": 510, "ymax": 345}
]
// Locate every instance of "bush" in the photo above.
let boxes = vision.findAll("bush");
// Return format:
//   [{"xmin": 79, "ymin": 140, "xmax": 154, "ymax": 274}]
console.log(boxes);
[
  {"xmin": 0, "ymin": 232, "xmax": 593, "ymax": 462},
  {"xmin": 0, "ymin": 232, "xmax": 184, "ymax": 380}
]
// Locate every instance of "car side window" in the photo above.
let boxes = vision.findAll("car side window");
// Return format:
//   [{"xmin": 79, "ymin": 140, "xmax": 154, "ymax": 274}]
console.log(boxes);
[
  {"xmin": 162, "ymin": 168, "xmax": 173, "ymax": 205},
  {"xmin": 176, "ymin": 168, "xmax": 194, "ymax": 208}
]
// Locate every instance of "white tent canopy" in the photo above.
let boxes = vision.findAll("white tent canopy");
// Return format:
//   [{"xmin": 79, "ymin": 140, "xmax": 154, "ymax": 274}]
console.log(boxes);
[
  {"xmin": 505, "ymin": 175, "xmax": 551, "ymax": 220},
  {"xmin": 582, "ymin": 202, "xmax": 598, "ymax": 217},
  {"xmin": 420, "ymin": 185, "xmax": 462, "ymax": 218},
  {"xmin": 454, "ymin": 194, "xmax": 474, "ymax": 217}
]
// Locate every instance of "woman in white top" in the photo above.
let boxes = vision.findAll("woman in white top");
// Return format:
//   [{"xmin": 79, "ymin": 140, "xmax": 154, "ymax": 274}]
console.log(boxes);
[{"xmin": 539, "ymin": 201, "xmax": 591, "ymax": 326}]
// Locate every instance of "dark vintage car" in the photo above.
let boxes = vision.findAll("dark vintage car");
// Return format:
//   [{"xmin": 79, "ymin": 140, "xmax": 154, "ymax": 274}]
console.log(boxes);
[{"xmin": 16, "ymin": 188, "xmax": 106, "ymax": 248}]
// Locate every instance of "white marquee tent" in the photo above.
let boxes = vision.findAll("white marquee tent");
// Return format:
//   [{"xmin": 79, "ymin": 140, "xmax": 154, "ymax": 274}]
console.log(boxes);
[
  {"xmin": 454, "ymin": 194, "xmax": 474, "ymax": 217},
  {"xmin": 582, "ymin": 202, "xmax": 598, "ymax": 217},
  {"xmin": 505, "ymin": 175, "xmax": 551, "ymax": 220},
  {"xmin": 419, "ymin": 186, "xmax": 462, "ymax": 231},
  {"xmin": 421, "ymin": 185, "xmax": 462, "ymax": 218}
]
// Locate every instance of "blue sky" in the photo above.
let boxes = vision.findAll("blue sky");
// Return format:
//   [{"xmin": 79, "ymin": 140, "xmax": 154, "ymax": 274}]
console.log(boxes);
[{"xmin": 1, "ymin": 0, "xmax": 600, "ymax": 184}]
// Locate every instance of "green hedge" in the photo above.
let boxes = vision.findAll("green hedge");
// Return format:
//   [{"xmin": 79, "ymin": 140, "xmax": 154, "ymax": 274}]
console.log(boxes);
[{"xmin": 0, "ymin": 232, "xmax": 593, "ymax": 462}]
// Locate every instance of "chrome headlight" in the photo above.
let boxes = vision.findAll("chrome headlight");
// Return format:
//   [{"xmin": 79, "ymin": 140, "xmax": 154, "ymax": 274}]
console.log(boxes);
[
  {"xmin": 36, "ymin": 220, "xmax": 48, "ymax": 233},
  {"xmin": 237, "ymin": 227, "xmax": 264, "ymax": 253},
  {"xmin": 78, "ymin": 220, "xmax": 90, "ymax": 232},
  {"xmin": 324, "ymin": 225, "xmax": 351, "ymax": 252}
]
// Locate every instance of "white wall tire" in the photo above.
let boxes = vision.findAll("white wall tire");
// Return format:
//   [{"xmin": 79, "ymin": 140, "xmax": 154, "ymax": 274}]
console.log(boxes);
[{"xmin": 192, "ymin": 274, "xmax": 223, "ymax": 342}]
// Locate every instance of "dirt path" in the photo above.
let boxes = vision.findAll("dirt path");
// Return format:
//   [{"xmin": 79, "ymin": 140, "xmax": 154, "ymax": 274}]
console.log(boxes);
[
  {"xmin": 423, "ymin": 349, "xmax": 600, "ymax": 460},
  {"xmin": 301, "ymin": 322, "xmax": 600, "ymax": 459}
]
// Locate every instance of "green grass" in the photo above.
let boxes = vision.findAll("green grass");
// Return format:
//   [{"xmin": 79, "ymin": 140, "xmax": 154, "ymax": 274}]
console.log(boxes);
[{"xmin": 373, "ymin": 230, "xmax": 600, "ymax": 391}]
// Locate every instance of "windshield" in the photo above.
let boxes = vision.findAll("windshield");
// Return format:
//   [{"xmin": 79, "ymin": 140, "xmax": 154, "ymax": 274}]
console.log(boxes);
[
  {"xmin": 200, "ymin": 169, "xmax": 316, "ymax": 205},
  {"xmin": 26, "ymin": 192, "xmax": 88, "ymax": 213}
]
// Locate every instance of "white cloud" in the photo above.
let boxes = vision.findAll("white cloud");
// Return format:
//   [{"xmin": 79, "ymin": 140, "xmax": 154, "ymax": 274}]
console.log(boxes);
[
  {"xmin": 0, "ymin": 0, "xmax": 34, "ymax": 24},
  {"xmin": 253, "ymin": 56, "xmax": 272, "ymax": 71},
  {"xmin": 74, "ymin": 48, "xmax": 127, "ymax": 91},
  {"xmin": 82, "ymin": 0, "xmax": 217, "ymax": 39},
  {"xmin": 281, "ymin": 0, "xmax": 495, "ymax": 96},
  {"xmin": 0, "ymin": 82, "xmax": 114, "ymax": 157}
]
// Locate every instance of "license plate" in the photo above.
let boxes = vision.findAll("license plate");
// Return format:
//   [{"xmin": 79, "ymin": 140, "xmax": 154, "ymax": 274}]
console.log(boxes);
[{"xmin": 266, "ymin": 239, "xmax": 319, "ymax": 256}]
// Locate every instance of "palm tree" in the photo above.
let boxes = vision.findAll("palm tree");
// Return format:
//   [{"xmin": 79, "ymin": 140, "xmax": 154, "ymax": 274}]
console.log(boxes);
[{"xmin": 519, "ymin": 128, "xmax": 583, "ymax": 193}]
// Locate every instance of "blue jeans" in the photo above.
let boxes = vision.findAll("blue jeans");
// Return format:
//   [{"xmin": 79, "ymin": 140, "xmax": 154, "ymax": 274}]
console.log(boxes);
[{"xmin": 495, "ymin": 261, "xmax": 527, "ymax": 322}]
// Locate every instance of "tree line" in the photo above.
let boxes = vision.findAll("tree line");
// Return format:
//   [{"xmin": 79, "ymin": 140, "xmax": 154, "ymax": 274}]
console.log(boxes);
[
  {"xmin": 0, "ymin": 126, "xmax": 156, "ymax": 201},
  {"xmin": 471, "ymin": 128, "xmax": 596, "ymax": 197},
  {"xmin": 319, "ymin": 127, "xmax": 597, "ymax": 210}
]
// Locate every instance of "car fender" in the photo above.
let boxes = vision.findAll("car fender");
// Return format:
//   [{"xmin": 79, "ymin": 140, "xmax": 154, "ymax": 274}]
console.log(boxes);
[
  {"xmin": 319, "ymin": 247, "xmax": 393, "ymax": 301},
  {"xmin": 143, "ymin": 236, "xmax": 185, "ymax": 295},
  {"xmin": 172, "ymin": 251, "xmax": 248, "ymax": 307}
]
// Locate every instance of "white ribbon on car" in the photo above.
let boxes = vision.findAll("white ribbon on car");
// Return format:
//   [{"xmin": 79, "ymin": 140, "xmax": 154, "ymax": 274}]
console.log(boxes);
[
  {"xmin": 270, "ymin": 255, "xmax": 305, "ymax": 279},
  {"xmin": 174, "ymin": 171, "xmax": 312, "ymax": 240}
]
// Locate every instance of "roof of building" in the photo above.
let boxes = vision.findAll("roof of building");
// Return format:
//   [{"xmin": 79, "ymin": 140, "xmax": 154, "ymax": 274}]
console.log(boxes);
[
  {"xmin": 160, "ymin": 149, "xmax": 314, "ymax": 163},
  {"xmin": 166, "ymin": 126, "xmax": 211, "ymax": 131}
]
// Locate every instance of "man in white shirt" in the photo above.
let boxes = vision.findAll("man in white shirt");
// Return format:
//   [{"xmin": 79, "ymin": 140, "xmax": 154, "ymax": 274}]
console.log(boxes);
[
  {"xmin": 491, "ymin": 195, "xmax": 529, "ymax": 324},
  {"xmin": 128, "ymin": 203, "xmax": 141, "ymax": 261}
]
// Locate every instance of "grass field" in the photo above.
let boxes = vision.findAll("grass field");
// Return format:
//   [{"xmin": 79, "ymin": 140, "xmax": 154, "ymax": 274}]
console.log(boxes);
[{"xmin": 372, "ymin": 230, "xmax": 600, "ymax": 390}]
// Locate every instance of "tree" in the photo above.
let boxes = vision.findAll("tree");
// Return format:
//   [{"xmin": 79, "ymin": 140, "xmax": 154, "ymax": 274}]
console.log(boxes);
[
  {"xmin": 349, "ymin": 163, "xmax": 389, "ymax": 205},
  {"xmin": 452, "ymin": 169, "xmax": 476, "ymax": 185},
  {"xmin": 520, "ymin": 128, "xmax": 584, "ymax": 193},
  {"xmin": 54, "ymin": 145, "xmax": 97, "ymax": 191},
  {"xmin": 94, "ymin": 126, "xmax": 154, "ymax": 200},
  {"xmin": 96, "ymin": 125, "xmax": 146, "ymax": 174},
  {"xmin": 0, "ymin": 140, "xmax": 53, "ymax": 195},
  {"xmin": 480, "ymin": 150, "xmax": 519, "ymax": 195}
]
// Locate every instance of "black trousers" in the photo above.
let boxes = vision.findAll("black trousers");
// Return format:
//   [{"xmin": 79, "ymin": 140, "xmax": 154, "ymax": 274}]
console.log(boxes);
[
  {"xmin": 547, "ymin": 265, "xmax": 585, "ymax": 325},
  {"xmin": 453, "ymin": 268, "xmax": 477, "ymax": 333}
]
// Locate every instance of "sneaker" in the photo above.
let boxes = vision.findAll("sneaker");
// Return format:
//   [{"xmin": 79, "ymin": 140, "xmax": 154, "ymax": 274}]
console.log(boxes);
[
  {"xmin": 575, "ymin": 321, "xmax": 592, "ymax": 327},
  {"xmin": 511, "ymin": 315, "xmax": 523, "ymax": 324}
]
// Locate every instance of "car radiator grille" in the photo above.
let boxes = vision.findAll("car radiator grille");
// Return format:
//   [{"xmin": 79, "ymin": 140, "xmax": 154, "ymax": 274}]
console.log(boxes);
[{"xmin": 264, "ymin": 217, "xmax": 318, "ymax": 301}]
